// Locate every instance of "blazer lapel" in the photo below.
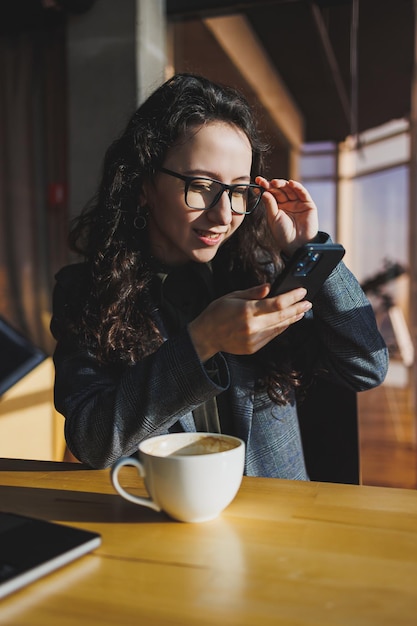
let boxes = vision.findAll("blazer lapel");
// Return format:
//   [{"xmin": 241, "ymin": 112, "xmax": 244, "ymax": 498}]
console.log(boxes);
[
  {"xmin": 175, "ymin": 354, "xmax": 255, "ymax": 441},
  {"xmin": 177, "ymin": 413, "xmax": 196, "ymax": 432},
  {"xmin": 224, "ymin": 354, "xmax": 254, "ymax": 444}
]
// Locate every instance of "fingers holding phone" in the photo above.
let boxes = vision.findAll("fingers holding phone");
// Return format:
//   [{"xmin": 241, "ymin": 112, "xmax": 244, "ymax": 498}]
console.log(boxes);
[{"xmin": 188, "ymin": 285, "xmax": 312, "ymax": 362}]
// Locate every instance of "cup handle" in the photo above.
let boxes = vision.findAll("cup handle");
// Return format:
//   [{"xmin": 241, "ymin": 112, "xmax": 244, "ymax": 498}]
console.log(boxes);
[{"xmin": 110, "ymin": 456, "xmax": 161, "ymax": 512}]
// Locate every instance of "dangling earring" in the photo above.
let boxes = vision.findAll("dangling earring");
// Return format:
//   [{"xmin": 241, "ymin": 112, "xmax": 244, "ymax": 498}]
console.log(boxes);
[{"xmin": 134, "ymin": 205, "xmax": 148, "ymax": 230}]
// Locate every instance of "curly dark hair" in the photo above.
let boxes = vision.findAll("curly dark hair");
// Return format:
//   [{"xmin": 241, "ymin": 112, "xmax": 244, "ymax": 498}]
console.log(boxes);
[{"xmin": 67, "ymin": 73, "xmax": 301, "ymax": 403}]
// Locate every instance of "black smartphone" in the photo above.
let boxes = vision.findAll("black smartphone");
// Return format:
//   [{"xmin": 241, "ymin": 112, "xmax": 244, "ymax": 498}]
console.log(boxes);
[
  {"xmin": 269, "ymin": 242, "xmax": 345, "ymax": 300},
  {"xmin": 0, "ymin": 511, "xmax": 101, "ymax": 599}
]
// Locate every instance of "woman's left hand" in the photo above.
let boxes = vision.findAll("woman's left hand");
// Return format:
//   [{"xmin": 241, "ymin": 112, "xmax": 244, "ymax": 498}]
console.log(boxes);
[{"xmin": 256, "ymin": 177, "xmax": 319, "ymax": 256}]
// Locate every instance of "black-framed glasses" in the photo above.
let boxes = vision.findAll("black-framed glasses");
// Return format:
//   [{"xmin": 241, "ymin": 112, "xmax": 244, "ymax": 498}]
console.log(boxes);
[{"xmin": 159, "ymin": 167, "xmax": 265, "ymax": 215}]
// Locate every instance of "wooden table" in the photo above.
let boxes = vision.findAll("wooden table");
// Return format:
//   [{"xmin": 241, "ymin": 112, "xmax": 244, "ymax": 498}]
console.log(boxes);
[{"xmin": 0, "ymin": 458, "xmax": 416, "ymax": 625}]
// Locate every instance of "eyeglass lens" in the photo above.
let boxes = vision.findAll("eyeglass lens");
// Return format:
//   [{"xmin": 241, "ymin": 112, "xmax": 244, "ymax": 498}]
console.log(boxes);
[{"xmin": 186, "ymin": 179, "xmax": 262, "ymax": 214}]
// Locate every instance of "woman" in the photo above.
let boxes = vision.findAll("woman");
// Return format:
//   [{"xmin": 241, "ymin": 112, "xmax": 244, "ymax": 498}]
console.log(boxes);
[{"xmin": 51, "ymin": 73, "xmax": 388, "ymax": 476}]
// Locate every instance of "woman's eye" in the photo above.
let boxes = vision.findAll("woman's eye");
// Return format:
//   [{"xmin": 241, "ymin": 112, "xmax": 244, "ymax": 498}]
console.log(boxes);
[
  {"xmin": 190, "ymin": 180, "xmax": 213, "ymax": 193},
  {"xmin": 232, "ymin": 185, "xmax": 249, "ymax": 197}
]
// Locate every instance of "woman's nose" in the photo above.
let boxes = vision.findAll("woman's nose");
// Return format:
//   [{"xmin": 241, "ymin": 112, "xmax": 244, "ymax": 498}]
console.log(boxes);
[{"xmin": 207, "ymin": 190, "xmax": 233, "ymax": 224}]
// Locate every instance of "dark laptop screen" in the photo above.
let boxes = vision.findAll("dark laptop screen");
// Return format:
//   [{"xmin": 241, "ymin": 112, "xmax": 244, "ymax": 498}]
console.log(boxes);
[{"xmin": 0, "ymin": 317, "xmax": 46, "ymax": 396}]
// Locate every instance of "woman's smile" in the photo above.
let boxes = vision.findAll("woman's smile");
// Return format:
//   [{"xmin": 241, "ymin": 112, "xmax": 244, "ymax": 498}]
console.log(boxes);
[{"xmin": 194, "ymin": 228, "xmax": 225, "ymax": 245}]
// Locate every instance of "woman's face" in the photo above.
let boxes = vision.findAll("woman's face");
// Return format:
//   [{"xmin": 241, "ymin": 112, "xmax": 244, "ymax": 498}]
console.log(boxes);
[{"xmin": 143, "ymin": 121, "xmax": 253, "ymax": 266}]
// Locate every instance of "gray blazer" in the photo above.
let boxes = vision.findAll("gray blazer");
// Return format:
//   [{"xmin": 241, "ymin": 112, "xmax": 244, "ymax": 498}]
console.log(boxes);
[{"xmin": 51, "ymin": 259, "xmax": 388, "ymax": 478}]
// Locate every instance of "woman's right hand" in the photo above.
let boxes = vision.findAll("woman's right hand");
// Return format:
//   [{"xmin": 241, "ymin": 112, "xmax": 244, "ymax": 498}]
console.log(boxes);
[{"xmin": 188, "ymin": 284, "xmax": 312, "ymax": 363}]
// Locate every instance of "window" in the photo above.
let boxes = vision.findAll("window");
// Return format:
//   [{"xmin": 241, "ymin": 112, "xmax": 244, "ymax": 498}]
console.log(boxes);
[{"xmin": 300, "ymin": 142, "xmax": 337, "ymax": 239}]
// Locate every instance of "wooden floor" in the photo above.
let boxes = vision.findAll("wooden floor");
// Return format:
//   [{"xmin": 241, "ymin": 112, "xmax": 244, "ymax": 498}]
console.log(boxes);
[{"xmin": 358, "ymin": 379, "xmax": 417, "ymax": 489}]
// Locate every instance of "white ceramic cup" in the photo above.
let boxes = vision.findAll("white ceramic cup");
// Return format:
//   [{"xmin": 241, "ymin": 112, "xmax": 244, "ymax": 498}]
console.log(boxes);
[{"xmin": 110, "ymin": 432, "xmax": 245, "ymax": 523}]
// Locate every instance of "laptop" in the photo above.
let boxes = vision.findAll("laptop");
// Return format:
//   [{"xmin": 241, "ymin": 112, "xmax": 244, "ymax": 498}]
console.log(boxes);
[
  {"xmin": 0, "ymin": 511, "xmax": 101, "ymax": 599},
  {"xmin": 0, "ymin": 316, "xmax": 46, "ymax": 396}
]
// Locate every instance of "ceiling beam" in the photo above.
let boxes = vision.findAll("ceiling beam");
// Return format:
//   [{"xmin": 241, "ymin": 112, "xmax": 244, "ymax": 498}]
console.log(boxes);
[
  {"xmin": 309, "ymin": 1, "xmax": 352, "ymax": 128},
  {"xmin": 204, "ymin": 14, "xmax": 304, "ymax": 149},
  {"xmin": 167, "ymin": 0, "xmax": 298, "ymax": 20}
]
